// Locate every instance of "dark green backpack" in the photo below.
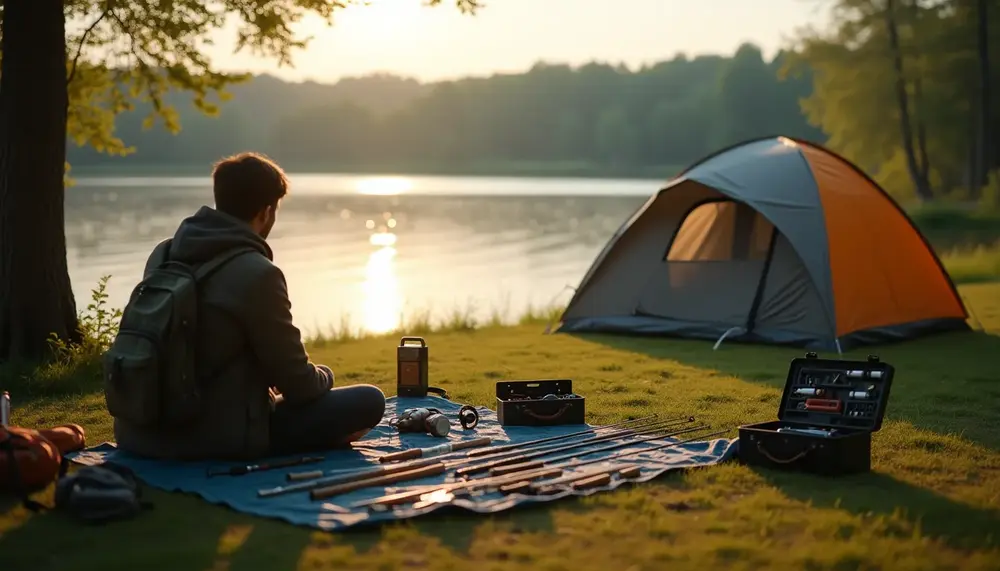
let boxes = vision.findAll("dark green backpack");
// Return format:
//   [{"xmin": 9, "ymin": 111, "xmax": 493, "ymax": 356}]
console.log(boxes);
[{"xmin": 103, "ymin": 244, "xmax": 255, "ymax": 427}]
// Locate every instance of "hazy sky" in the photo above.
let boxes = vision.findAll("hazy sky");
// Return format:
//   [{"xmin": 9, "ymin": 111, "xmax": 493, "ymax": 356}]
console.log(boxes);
[{"xmin": 200, "ymin": 0, "xmax": 831, "ymax": 83}]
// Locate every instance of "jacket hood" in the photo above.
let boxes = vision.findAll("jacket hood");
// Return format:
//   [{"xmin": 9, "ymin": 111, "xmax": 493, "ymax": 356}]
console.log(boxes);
[{"xmin": 166, "ymin": 205, "xmax": 272, "ymax": 264}]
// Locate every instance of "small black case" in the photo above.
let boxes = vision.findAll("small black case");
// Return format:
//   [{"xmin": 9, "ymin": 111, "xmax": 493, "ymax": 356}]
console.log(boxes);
[
  {"xmin": 738, "ymin": 352, "xmax": 894, "ymax": 476},
  {"xmin": 496, "ymin": 379, "xmax": 586, "ymax": 427}
]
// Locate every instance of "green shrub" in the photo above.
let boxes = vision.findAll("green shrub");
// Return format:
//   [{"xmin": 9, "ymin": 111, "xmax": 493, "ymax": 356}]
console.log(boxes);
[
  {"xmin": 5, "ymin": 275, "xmax": 122, "ymax": 397},
  {"xmin": 977, "ymin": 171, "xmax": 1000, "ymax": 213}
]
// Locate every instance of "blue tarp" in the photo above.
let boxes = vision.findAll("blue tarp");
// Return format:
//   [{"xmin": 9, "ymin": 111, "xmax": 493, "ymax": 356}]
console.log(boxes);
[{"xmin": 68, "ymin": 396, "xmax": 738, "ymax": 532}]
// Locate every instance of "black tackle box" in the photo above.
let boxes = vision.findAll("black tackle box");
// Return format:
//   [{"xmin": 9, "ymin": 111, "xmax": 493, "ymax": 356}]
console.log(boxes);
[
  {"xmin": 496, "ymin": 379, "xmax": 586, "ymax": 427},
  {"xmin": 738, "ymin": 352, "xmax": 894, "ymax": 476}
]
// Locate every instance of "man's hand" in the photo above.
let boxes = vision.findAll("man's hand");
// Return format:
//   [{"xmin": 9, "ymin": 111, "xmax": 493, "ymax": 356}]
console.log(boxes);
[{"xmin": 317, "ymin": 365, "xmax": 335, "ymax": 386}]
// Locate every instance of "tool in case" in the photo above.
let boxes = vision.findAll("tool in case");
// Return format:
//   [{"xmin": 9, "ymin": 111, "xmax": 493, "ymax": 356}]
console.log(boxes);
[
  {"xmin": 496, "ymin": 379, "xmax": 586, "ymax": 427},
  {"xmin": 738, "ymin": 352, "xmax": 894, "ymax": 476}
]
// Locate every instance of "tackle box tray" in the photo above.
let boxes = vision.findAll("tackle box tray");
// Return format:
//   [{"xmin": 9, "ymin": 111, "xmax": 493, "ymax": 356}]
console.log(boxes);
[
  {"xmin": 738, "ymin": 352, "xmax": 894, "ymax": 476},
  {"xmin": 496, "ymin": 379, "xmax": 586, "ymax": 427}
]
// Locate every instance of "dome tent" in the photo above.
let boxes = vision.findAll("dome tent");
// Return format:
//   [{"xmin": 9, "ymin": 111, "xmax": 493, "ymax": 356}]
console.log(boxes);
[{"xmin": 556, "ymin": 136, "xmax": 969, "ymax": 352}]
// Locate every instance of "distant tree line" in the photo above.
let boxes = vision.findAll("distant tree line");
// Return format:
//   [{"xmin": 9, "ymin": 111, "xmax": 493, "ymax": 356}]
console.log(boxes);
[{"xmin": 66, "ymin": 44, "xmax": 823, "ymax": 176}]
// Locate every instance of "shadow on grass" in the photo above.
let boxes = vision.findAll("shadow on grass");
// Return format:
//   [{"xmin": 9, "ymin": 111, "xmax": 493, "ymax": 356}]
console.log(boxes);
[
  {"xmin": 753, "ymin": 467, "xmax": 1000, "ymax": 550},
  {"xmin": 0, "ymin": 489, "xmax": 312, "ymax": 571},
  {"xmin": 570, "ymin": 329, "xmax": 1000, "ymax": 450},
  {"xmin": 0, "ymin": 489, "xmax": 556, "ymax": 570}
]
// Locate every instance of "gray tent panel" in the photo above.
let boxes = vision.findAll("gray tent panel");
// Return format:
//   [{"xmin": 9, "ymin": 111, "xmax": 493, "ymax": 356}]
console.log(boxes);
[
  {"xmin": 559, "ymin": 138, "xmax": 843, "ymax": 349},
  {"xmin": 681, "ymin": 138, "xmax": 836, "ymax": 329},
  {"xmin": 748, "ymin": 232, "xmax": 834, "ymax": 341}
]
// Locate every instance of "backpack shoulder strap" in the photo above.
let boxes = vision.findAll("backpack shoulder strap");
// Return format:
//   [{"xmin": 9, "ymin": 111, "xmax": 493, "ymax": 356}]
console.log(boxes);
[{"xmin": 193, "ymin": 247, "xmax": 259, "ymax": 283}]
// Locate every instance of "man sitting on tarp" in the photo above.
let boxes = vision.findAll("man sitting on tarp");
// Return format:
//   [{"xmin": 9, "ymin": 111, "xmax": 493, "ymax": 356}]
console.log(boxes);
[{"xmin": 103, "ymin": 152, "xmax": 386, "ymax": 461}]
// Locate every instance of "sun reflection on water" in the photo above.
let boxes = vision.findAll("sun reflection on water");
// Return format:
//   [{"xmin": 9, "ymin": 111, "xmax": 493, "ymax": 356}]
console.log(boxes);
[
  {"xmin": 361, "ymin": 232, "xmax": 402, "ymax": 334},
  {"xmin": 355, "ymin": 176, "xmax": 413, "ymax": 196}
]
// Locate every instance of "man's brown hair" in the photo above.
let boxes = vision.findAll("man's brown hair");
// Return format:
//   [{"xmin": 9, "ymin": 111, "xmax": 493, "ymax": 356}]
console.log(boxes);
[{"xmin": 212, "ymin": 152, "xmax": 289, "ymax": 221}]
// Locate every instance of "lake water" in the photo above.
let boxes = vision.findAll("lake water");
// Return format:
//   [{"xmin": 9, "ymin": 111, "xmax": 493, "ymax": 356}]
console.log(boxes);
[{"xmin": 67, "ymin": 174, "xmax": 660, "ymax": 337}]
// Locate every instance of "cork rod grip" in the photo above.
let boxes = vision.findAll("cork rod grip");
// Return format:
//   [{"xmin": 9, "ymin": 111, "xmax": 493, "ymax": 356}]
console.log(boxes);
[
  {"xmin": 310, "ymin": 463, "xmax": 447, "ymax": 500},
  {"xmin": 618, "ymin": 465, "xmax": 643, "ymax": 479},
  {"xmin": 572, "ymin": 473, "xmax": 612, "ymax": 490},
  {"xmin": 453, "ymin": 437, "xmax": 492, "ymax": 451},
  {"xmin": 379, "ymin": 448, "xmax": 421, "ymax": 463},
  {"xmin": 490, "ymin": 460, "xmax": 545, "ymax": 477},
  {"xmin": 379, "ymin": 437, "xmax": 492, "ymax": 463},
  {"xmin": 468, "ymin": 443, "xmax": 515, "ymax": 457},
  {"xmin": 287, "ymin": 470, "xmax": 324, "ymax": 482}
]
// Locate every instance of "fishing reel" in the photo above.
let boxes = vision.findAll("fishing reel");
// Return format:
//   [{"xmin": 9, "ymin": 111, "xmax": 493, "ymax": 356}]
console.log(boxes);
[
  {"xmin": 392, "ymin": 407, "xmax": 451, "ymax": 437},
  {"xmin": 390, "ymin": 406, "xmax": 480, "ymax": 437}
]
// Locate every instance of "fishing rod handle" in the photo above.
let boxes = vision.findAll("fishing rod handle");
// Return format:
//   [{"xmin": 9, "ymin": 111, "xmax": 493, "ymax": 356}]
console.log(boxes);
[
  {"xmin": 500, "ymin": 466, "xmax": 609, "ymax": 494},
  {"xmin": 507, "ymin": 422, "xmax": 687, "ymax": 470},
  {"xmin": 463, "ymin": 413, "xmax": 663, "ymax": 458},
  {"xmin": 454, "ymin": 453, "xmax": 527, "ymax": 477},
  {"xmin": 268, "ymin": 457, "xmax": 441, "ymax": 497},
  {"xmin": 541, "ymin": 424, "xmax": 709, "ymax": 466},
  {"xmin": 507, "ymin": 463, "xmax": 642, "ymax": 495},
  {"xmin": 488, "ymin": 425, "xmax": 708, "ymax": 478},
  {"xmin": 452, "ymin": 426, "xmax": 639, "ymax": 478},
  {"xmin": 379, "ymin": 436, "xmax": 491, "ymax": 463},
  {"xmin": 572, "ymin": 472, "xmax": 612, "ymax": 490},
  {"xmin": 287, "ymin": 470, "xmax": 323, "ymax": 482},
  {"xmin": 310, "ymin": 463, "xmax": 447, "ymax": 501},
  {"xmin": 357, "ymin": 466, "xmax": 563, "ymax": 509},
  {"xmin": 490, "ymin": 460, "xmax": 546, "ymax": 477}
]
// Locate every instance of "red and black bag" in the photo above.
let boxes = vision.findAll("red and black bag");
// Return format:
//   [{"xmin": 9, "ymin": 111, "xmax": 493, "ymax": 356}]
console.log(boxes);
[{"xmin": 0, "ymin": 423, "xmax": 86, "ymax": 510}]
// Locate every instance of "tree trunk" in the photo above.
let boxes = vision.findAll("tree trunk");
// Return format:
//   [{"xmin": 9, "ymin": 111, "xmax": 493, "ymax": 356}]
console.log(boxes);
[
  {"xmin": 885, "ymin": 0, "xmax": 934, "ymax": 200},
  {"xmin": 0, "ymin": 0, "xmax": 81, "ymax": 364},
  {"xmin": 976, "ymin": 0, "xmax": 992, "ymax": 180},
  {"xmin": 913, "ymin": 77, "xmax": 933, "ymax": 193}
]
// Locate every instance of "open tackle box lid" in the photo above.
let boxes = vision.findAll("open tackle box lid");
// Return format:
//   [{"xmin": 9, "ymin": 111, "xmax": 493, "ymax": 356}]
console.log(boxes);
[{"xmin": 777, "ymin": 352, "xmax": 895, "ymax": 432}]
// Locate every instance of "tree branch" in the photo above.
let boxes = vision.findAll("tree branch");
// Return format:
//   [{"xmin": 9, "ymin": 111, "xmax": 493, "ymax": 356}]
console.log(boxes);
[{"xmin": 67, "ymin": 3, "xmax": 112, "ymax": 86}]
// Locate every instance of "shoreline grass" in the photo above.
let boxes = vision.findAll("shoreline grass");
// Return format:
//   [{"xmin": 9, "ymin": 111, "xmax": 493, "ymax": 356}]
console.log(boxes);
[
  {"xmin": 305, "ymin": 301, "xmax": 566, "ymax": 348},
  {"xmin": 1, "ymin": 281, "xmax": 998, "ymax": 570}
]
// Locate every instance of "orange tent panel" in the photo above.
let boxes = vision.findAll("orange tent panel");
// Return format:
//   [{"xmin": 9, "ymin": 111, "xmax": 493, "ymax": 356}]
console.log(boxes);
[{"xmin": 799, "ymin": 145, "xmax": 967, "ymax": 337}]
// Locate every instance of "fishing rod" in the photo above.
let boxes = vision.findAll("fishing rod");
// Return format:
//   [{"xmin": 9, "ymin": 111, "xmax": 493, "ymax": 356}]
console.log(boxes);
[
  {"xmin": 410, "ymin": 422, "xmax": 710, "ymax": 492},
  {"xmin": 453, "ymin": 421, "xmax": 705, "ymax": 478},
  {"xmin": 305, "ymin": 421, "xmax": 698, "ymax": 501},
  {"xmin": 460, "ymin": 413, "xmax": 677, "ymax": 459},
  {"xmin": 497, "ymin": 426, "xmax": 735, "ymax": 494},
  {"xmin": 352, "ymin": 427, "xmax": 729, "ymax": 509},
  {"xmin": 286, "ymin": 414, "xmax": 672, "ymax": 483},
  {"xmin": 260, "ymin": 416, "xmax": 692, "ymax": 498},
  {"xmin": 309, "ymin": 427, "xmax": 691, "ymax": 500},
  {"xmin": 407, "ymin": 466, "xmax": 637, "ymax": 510},
  {"xmin": 376, "ymin": 413, "xmax": 670, "ymax": 464},
  {"xmin": 500, "ymin": 464, "xmax": 644, "ymax": 495},
  {"xmin": 485, "ymin": 423, "xmax": 715, "ymax": 478}
]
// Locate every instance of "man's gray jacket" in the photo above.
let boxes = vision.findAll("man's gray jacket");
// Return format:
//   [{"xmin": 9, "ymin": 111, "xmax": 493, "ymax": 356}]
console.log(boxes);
[{"xmin": 113, "ymin": 205, "xmax": 333, "ymax": 460}]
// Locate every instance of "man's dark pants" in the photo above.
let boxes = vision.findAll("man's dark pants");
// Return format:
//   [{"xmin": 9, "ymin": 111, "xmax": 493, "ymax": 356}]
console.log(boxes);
[{"xmin": 269, "ymin": 384, "xmax": 386, "ymax": 455}]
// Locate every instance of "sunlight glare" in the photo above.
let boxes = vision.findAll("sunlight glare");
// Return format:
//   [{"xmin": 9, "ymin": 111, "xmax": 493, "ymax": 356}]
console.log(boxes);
[
  {"xmin": 361, "ymin": 244, "xmax": 403, "ymax": 334},
  {"xmin": 344, "ymin": 0, "xmax": 424, "ymax": 41},
  {"xmin": 369, "ymin": 231, "xmax": 398, "ymax": 247},
  {"xmin": 355, "ymin": 176, "xmax": 414, "ymax": 196}
]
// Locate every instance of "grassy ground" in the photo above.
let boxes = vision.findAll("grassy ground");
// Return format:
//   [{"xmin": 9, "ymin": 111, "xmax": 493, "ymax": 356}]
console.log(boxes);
[{"xmin": 1, "ymin": 281, "xmax": 999, "ymax": 571}]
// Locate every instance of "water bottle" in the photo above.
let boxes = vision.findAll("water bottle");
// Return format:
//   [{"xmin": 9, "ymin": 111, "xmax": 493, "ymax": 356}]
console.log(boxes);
[{"xmin": 0, "ymin": 391, "xmax": 10, "ymax": 427}]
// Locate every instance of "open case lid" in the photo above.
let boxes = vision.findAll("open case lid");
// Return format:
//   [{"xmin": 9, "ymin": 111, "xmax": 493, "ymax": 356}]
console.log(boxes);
[
  {"xmin": 496, "ymin": 379, "xmax": 575, "ymax": 400},
  {"xmin": 778, "ymin": 352, "xmax": 894, "ymax": 432}
]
